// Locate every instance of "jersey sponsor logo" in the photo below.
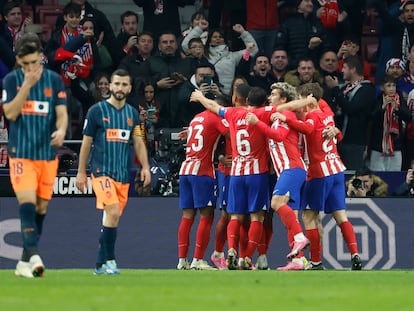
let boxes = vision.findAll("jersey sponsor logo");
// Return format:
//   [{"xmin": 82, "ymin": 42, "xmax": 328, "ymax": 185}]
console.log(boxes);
[
  {"xmin": 106, "ymin": 128, "xmax": 130, "ymax": 142},
  {"xmin": 44, "ymin": 88, "xmax": 52, "ymax": 97},
  {"xmin": 57, "ymin": 91, "xmax": 67, "ymax": 99},
  {"xmin": 21, "ymin": 100, "xmax": 49, "ymax": 116}
]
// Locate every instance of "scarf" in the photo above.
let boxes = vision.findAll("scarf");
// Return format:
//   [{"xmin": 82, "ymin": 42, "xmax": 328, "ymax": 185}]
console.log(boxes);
[
  {"xmin": 59, "ymin": 25, "xmax": 93, "ymax": 84},
  {"xmin": 382, "ymin": 93, "xmax": 400, "ymax": 156}
]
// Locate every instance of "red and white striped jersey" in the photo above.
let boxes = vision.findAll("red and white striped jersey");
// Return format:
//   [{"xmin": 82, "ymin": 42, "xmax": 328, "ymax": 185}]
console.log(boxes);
[
  {"xmin": 224, "ymin": 106, "xmax": 275, "ymax": 176},
  {"xmin": 179, "ymin": 110, "xmax": 228, "ymax": 178},
  {"xmin": 303, "ymin": 109, "xmax": 346, "ymax": 179},
  {"xmin": 261, "ymin": 110, "xmax": 307, "ymax": 176}
]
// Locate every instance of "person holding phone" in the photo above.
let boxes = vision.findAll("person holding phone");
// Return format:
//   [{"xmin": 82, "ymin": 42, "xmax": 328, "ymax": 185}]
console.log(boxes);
[{"xmin": 175, "ymin": 63, "xmax": 222, "ymax": 128}]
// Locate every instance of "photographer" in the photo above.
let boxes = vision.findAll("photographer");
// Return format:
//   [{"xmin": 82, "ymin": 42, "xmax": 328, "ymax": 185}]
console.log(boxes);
[
  {"xmin": 392, "ymin": 160, "xmax": 414, "ymax": 196},
  {"xmin": 346, "ymin": 168, "xmax": 389, "ymax": 197}
]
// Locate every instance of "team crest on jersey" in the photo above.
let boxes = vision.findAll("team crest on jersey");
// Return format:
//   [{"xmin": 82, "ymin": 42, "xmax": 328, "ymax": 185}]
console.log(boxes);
[
  {"xmin": 57, "ymin": 91, "xmax": 67, "ymax": 99},
  {"xmin": 106, "ymin": 128, "xmax": 130, "ymax": 143},
  {"xmin": 22, "ymin": 100, "xmax": 49, "ymax": 116},
  {"xmin": 127, "ymin": 118, "xmax": 133, "ymax": 126},
  {"xmin": 44, "ymin": 88, "xmax": 52, "ymax": 97}
]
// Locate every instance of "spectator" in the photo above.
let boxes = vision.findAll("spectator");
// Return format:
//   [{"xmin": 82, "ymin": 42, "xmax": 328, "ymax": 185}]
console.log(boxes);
[
  {"xmin": 176, "ymin": 63, "xmax": 221, "ymax": 127},
  {"xmin": 2, "ymin": 0, "xmax": 32, "ymax": 50},
  {"xmin": 380, "ymin": 57, "xmax": 409, "ymax": 99},
  {"xmin": 91, "ymin": 72, "xmax": 110, "ymax": 103},
  {"xmin": 118, "ymin": 31, "xmax": 154, "ymax": 103},
  {"xmin": 275, "ymin": 0, "xmax": 328, "ymax": 69},
  {"xmin": 401, "ymin": 43, "xmax": 414, "ymax": 95},
  {"xmin": 181, "ymin": 10, "xmax": 208, "ymax": 48},
  {"xmin": 245, "ymin": 0, "xmax": 279, "ymax": 57},
  {"xmin": 337, "ymin": 35, "xmax": 372, "ymax": 81},
  {"xmin": 181, "ymin": 13, "xmax": 208, "ymax": 56},
  {"xmin": 368, "ymin": 75, "xmax": 411, "ymax": 171},
  {"xmin": 319, "ymin": 49, "xmax": 342, "ymax": 112},
  {"xmin": 284, "ymin": 57, "xmax": 323, "ymax": 88},
  {"xmin": 236, "ymin": 52, "xmax": 276, "ymax": 94},
  {"xmin": 133, "ymin": 0, "xmax": 195, "ymax": 43},
  {"xmin": 402, "ymin": 84, "xmax": 414, "ymax": 169},
  {"xmin": 139, "ymin": 31, "xmax": 194, "ymax": 128},
  {"xmin": 269, "ymin": 48, "xmax": 289, "ymax": 82},
  {"xmin": 229, "ymin": 75, "xmax": 248, "ymax": 102},
  {"xmin": 330, "ymin": 55, "xmax": 377, "ymax": 170},
  {"xmin": 137, "ymin": 81, "xmax": 159, "ymax": 156},
  {"xmin": 392, "ymin": 159, "xmax": 414, "ymax": 196},
  {"xmin": 184, "ymin": 37, "xmax": 217, "ymax": 77},
  {"xmin": 371, "ymin": 0, "xmax": 414, "ymax": 64},
  {"xmin": 116, "ymin": 11, "xmax": 140, "ymax": 60},
  {"xmin": 202, "ymin": 24, "xmax": 258, "ymax": 95},
  {"xmin": 346, "ymin": 168, "xmax": 389, "ymax": 197},
  {"xmin": 45, "ymin": 4, "xmax": 99, "ymax": 139},
  {"xmin": 55, "ymin": 0, "xmax": 118, "ymax": 72}
]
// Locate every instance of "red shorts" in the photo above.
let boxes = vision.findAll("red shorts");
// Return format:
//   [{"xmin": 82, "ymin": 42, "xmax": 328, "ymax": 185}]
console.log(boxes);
[
  {"xmin": 9, "ymin": 157, "xmax": 58, "ymax": 200},
  {"xmin": 91, "ymin": 175, "xmax": 130, "ymax": 215}
]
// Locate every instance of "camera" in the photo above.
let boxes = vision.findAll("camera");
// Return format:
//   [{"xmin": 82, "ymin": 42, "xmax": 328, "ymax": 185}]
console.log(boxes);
[{"xmin": 352, "ymin": 178, "xmax": 363, "ymax": 190}]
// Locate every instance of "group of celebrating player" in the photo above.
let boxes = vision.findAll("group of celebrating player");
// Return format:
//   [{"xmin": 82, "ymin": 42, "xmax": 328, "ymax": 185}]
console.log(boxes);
[{"xmin": 177, "ymin": 79, "xmax": 363, "ymax": 271}]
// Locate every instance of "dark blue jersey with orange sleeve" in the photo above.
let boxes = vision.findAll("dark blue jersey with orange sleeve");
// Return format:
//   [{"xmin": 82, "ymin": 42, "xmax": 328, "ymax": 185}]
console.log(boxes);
[
  {"xmin": 2, "ymin": 68, "xmax": 67, "ymax": 160},
  {"xmin": 83, "ymin": 100, "xmax": 141, "ymax": 183}
]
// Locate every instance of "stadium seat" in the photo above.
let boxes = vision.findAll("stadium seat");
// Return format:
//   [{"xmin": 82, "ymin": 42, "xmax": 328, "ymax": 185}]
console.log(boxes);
[
  {"xmin": 363, "ymin": 8, "xmax": 379, "ymax": 36},
  {"xmin": 37, "ymin": 5, "xmax": 64, "ymax": 26}
]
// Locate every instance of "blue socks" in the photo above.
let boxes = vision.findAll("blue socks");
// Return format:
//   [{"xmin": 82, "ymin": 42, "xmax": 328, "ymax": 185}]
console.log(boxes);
[{"xmin": 19, "ymin": 202, "xmax": 38, "ymax": 261}]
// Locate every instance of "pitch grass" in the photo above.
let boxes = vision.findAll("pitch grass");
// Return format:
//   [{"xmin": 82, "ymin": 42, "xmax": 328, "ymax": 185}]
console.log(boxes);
[{"xmin": 1, "ymin": 270, "xmax": 413, "ymax": 311}]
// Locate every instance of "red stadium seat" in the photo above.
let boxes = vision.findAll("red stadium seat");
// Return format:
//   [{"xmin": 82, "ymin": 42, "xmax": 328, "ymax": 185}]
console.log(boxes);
[{"xmin": 37, "ymin": 5, "xmax": 64, "ymax": 26}]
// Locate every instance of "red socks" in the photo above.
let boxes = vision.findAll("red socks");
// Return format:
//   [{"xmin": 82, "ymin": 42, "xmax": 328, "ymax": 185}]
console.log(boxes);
[
  {"xmin": 214, "ymin": 215, "xmax": 228, "ymax": 253},
  {"xmin": 276, "ymin": 204, "xmax": 302, "ymax": 236},
  {"xmin": 306, "ymin": 228, "xmax": 321, "ymax": 263},
  {"xmin": 178, "ymin": 217, "xmax": 194, "ymax": 258},
  {"xmin": 246, "ymin": 220, "xmax": 263, "ymax": 259},
  {"xmin": 339, "ymin": 220, "xmax": 359, "ymax": 255},
  {"xmin": 227, "ymin": 219, "xmax": 241, "ymax": 253},
  {"xmin": 194, "ymin": 215, "xmax": 214, "ymax": 259}
]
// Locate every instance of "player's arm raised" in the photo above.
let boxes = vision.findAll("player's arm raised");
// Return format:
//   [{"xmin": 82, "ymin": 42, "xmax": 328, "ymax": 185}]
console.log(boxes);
[{"xmin": 190, "ymin": 89, "xmax": 222, "ymax": 115}]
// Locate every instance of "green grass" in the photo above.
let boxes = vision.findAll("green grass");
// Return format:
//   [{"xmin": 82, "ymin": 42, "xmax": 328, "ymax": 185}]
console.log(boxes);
[{"xmin": 1, "ymin": 270, "xmax": 413, "ymax": 310}]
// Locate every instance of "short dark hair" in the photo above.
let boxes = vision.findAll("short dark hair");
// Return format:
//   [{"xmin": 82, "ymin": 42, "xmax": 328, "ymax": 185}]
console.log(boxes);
[
  {"xmin": 191, "ymin": 11, "xmax": 206, "ymax": 22},
  {"xmin": 355, "ymin": 167, "xmax": 372, "ymax": 177},
  {"xmin": 344, "ymin": 55, "xmax": 364, "ymax": 76},
  {"xmin": 63, "ymin": 3, "xmax": 81, "ymax": 16},
  {"xmin": 296, "ymin": 82, "xmax": 323, "ymax": 101},
  {"xmin": 247, "ymin": 87, "xmax": 268, "ymax": 107},
  {"xmin": 235, "ymin": 83, "xmax": 251, "ymax": 100},
  {"xmin": 254, "ymin": 52, "xmax": 270, "ymax": 64},
  {"xmin": 380, "ymin": 75, "xmax": 396, "ymax": 86},
  {"xmin": 138, "ymin": 31, "xmax": 153, "ymax": 40},
  {"xmin": 2, "ymin": 0, "xmax": 21, "ymax": 17},
  {"xmin": 120, "ymin": 10, "xmax": 138, "ymax": 24},
  {"xmin": 188, "ymin": 37, "xmax": 203, "ymax": 49},
  {"xmin": 111, "ymin": 69, "xmax": 132, "ymax": 84},
  {"xmin": 15, "ymin": 33, "xmax": 42, "ymax": 58}
]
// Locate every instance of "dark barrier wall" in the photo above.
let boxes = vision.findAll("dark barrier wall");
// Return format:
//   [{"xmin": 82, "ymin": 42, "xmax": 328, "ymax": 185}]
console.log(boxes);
[{"xmin": 1, "ymin": 197, "xmax": 413, "ymax": 270}]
